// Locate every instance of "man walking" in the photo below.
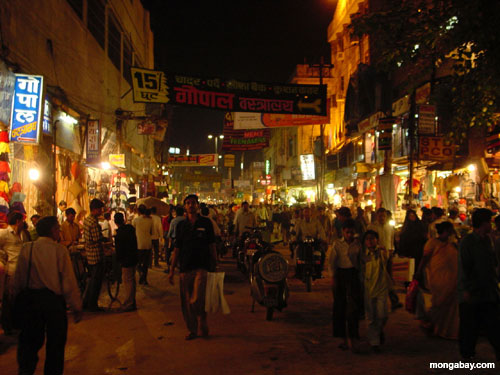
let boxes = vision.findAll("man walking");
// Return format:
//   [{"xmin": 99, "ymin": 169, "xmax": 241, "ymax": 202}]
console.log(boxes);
[
  {"xmin": 169, "ymin": 194, "xmax": 217, "ymax": 340},
  {"xmin": 13, "ymin": 216, "xmax": 82, "ymax": 375},
  {"xmin": 0, "ymin": 211, "xmax": 25, "ymax": 334},
  {"xmin": 458, "ymin": 208, "xmax": 500, "ymax": 360},
  {"xmin": 83, "ymin": 198, "xmax": 106, "ymax": 312},
  {"xmin": 114, "ymin": 212, "xmax": 138, "ymax": 312},
  {"xmin": 133, "ymin": 204, "xmax": 153, "ymax": 285},
  {"xmin": 150, "ymin": 207, "xmax": 163, "ymax": 267}
]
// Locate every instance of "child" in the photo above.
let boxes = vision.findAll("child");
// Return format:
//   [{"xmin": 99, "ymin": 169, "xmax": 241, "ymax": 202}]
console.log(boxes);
[{"xmin": 363, "ymin": 230, "xmax": 392, "ymax": 352}]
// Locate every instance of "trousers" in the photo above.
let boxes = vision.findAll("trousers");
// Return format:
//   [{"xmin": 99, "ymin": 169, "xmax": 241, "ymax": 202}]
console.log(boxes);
[
  {"xmin": 332, "ymin": 268, "xmax": 361, "ymax": 339},
  {"xmin": 17, "ymin": 289, "xmax": 67, "ymax": 375},
  {"xmin": 365, "ymin": 294, "xmax": 389, "ymax": 346},
  {"xmin": 137, "ymin": 249, "xmax": 152, "ymax": 283},
  {"xmin": 179, "ymin": 270, "xmax": 208, "ymax": 335},
  {"xmin": 459, "ymin": 302, "xmax": 500, "ymax": 359},
  {"xmin": 83, "ymin": 261, "xmax": 104, "ymax": 309},
  {"xmin": 121, "ymin": 266, "xmax": 136, "ymax": 308}
]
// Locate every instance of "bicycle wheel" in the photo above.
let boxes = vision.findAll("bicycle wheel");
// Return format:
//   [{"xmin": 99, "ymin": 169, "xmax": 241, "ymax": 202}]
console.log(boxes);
[{"xmin": 106, "ymin": 254, "xmax": 121, "ymax": 301}]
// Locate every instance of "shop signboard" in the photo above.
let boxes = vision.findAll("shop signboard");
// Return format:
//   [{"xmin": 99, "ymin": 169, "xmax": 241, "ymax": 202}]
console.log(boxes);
[
  {"xmin": 137, "ymin": 119, "xmax": 156, "ymax": 135},
  {"xmin": 392, "ymin": 95, "xmax": 410, "ymax": 117},
  {"xmin": 86, "ymin": 120, "xmax": 101, "ymax": 164},
  {"xmin": 222, "ymin": 112, "xmax": 270, "ymax": 151},
  {"xmin": 224, "ymin": 154, "xmax": 235, "ymax": 167},
  {"xmin": 377, "ymin": 117, "xmax": 395, "ymax": 151},
  {"xmin": 42, "ymin": 98, "xmax": 52, "ymax": 134},
  {"xmin": 300, "ymin": 154, "xmax": 315, "ymax": 181},
  {"xmin": 131, "ymin": 67, "xmax": 327, "ymax": 116},
  {"xmin": 168, "ymin": 154, "xmax": 218, "ymax": 167},
  {"xmin": 232, "ymin": 101, "xmax": 330, "ymax": 129},
  {"xmin": 151, "ymin": 119, "xmax": 168, "ymax": 141},
  {"xmin": 0, "ymin": 61, "xmax": 15, "ymax": 127},
  {"xmin": 109, "ymin": 154, "xmax": 126, "ymax": 168},
  {"xmin": 10, "ymin": 74, "xmax": 44, "ymax": 144},
  {"xmin": 419, "ymin": 136, "xmax": 454, "ymax": 161},
  {"xmin": 418, "ymin": 104, "xmax": 436, "ymax": 135},
  {"xmin": 415, "ymin": 83, "xmax": 431, "ymax": 105}
]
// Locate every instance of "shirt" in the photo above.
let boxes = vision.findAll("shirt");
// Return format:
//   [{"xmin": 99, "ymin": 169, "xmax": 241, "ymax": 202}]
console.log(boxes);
[
  {"xmin": 330, "ymin": 238, "xmax": 362, "ymax": 276},
  {"xmin": 60, "ymin": 220, "xmax": 81, "ymax": 248},
  {"xmin": 368, "ymin": 222, "xmax": 394, "ymax": 251},
  {"xmin": 13, "ymin": 237, "xmax": 82, "ymax": 311},
  {"xmin": 234, "ymin": 210, "xmax": 257, "ymax": 237},
  {"xmin": 84, "ymin": 215, "xmax": 103, "ymax": 265},
  {"xmin": 0, "ymin": 225, "xmax": 23, "ymax": 276},
  {"xmin": 151, "ymin": 214, "xmax": 163, "ymax": 240},
  {"xmin": 364, "ymin": 247, "xmax": 391, "ymax": 298},
  {"xmin": 296, "ymin": 218, "xmax": 327, "ymax": 242},
  {"xmin": 167, "ymin": 216, "xmax": 186, "ymax": 239},
  {"xmin": 176, "ymin": 215, "xmax": 215, "ymax": 273},
  {"xmin": 458, "ymin": 232, "xmax": 500, "ymax": 304},
  {"xmin": 132, "ymin": 215, "xmax": 153, "ymax": 250},
  {"xmin": 115, "ymin": 224, "xmax": 138, "ymax": 268}
]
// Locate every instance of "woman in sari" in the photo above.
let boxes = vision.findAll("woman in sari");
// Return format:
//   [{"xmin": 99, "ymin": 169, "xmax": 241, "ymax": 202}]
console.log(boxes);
[{"xmin": 415, "ymin": 221, "xmax": 459, "ymax": 339}]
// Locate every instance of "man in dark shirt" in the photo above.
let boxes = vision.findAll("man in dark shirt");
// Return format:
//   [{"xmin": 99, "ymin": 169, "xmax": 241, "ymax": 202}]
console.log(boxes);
[
  {"xmin": 114, "ymin": 213, "xmax": 138, "ymax": 312},
  {"xmin": 458, "ymin": 208, "xmax": 500, "ymax": 360},
  {"xmin": 169, "ymin": 194, "xmax": 216, "ymax": 340}
]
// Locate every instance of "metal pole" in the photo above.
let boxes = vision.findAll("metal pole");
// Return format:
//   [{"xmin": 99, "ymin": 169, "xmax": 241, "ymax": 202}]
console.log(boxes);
[
  {"xmin": 319, "ymin": 57, "xmax": 325, "ymax": 204},
  {"xmin": 408, "ymin": 91, "xmax": 416, "ymax": 207}
]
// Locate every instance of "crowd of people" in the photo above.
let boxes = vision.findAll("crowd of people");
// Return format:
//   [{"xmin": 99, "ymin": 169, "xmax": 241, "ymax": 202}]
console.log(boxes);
[{"xmin": 1, "ymin": 197, "xmax": 500, "ymax": 373}]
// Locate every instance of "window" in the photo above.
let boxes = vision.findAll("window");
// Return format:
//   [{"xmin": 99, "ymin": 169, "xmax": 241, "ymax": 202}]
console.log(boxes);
[
  {"xmin": 123, "ymin": 37, "xmax": 133, "ymax": 85},
  {"xmin": 108, "ymin": 14, "xmax": 122, "ymax": 71},
  {"xmin": 88, "ymin": 0, "xmax": 106, "ymax": 49},
  {"xmin": 66, "ymin": 0, "xmax": 83, "ymax": 19}
]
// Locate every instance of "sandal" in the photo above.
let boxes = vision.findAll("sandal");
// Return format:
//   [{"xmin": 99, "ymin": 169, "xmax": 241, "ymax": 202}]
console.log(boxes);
[{"xmin": 185, "ymin": 333, "xmax": 197, "ymax": 341}]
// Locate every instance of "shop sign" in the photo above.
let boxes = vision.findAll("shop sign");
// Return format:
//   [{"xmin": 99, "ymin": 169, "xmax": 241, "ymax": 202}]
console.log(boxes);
[
  {"xmin": 222, "ymin": 112, "xmax": 270, "ymax": 151},
  {"xmin": 232, "ymin": 102, "xmax": 329, "ymax": 129},
  {"xmin": 357, "ymin": 118, "xmax": 370, "ymax": 133},
  {"xmin": 109, "ymin": 154, "xmax": 125, "ymax": 168},
  {"xmin": 415, "ymin": 83, "xmax": 431, "ymax": 105},
  {"xmin": 392, "ymin": 95, "xmax": 410, "ymax": 117},
  {"xmin": 418, "ymin": 104, "xmax": 436, "ymax": 135},
  {"xmin": 10, "ymin": 74, "xmax": 44, "ymax": 144},
  {"xmin": 377, "ymin": 117, "xmax": 395, "ymax": 151},
  {"xmin": 152, "ymin": 120, "xmax": 168, "ymax": 141},
  {"xmin": 224, "ymin": 154, "xmax": 235, "ymax": 167},
  {"xmin": 282, "ymin": 168, "xmax": 291, "ymax": 180},
  {"xmin": 131, "ymin": 67, "xmax": 327, "ymax": 116},
  {"xmin": 42, "ymin": 99, "xmax": 52, "ymax": 134},
  {"xmin": 0, "ymin": 61, "xmax": 15, "ymax": 127},
  {"xmin": 213, "ymin": 182, "xmax": 221, "ymax": 190},
  {"xmin": 300, "ymin": 154, "xmax": 315, "ymax": 181},
  {"xmin": 137, "ymin": 119, "xmax": 156, "ymax": 135},
  {"xmin": 168, "ymin": 154, "xmax": 218, "ymax": 167},
  {"xmin": 234, "ymin": 180, "xmax": 250, "ymax": 188},
  {"xmin": 419, "ymin": 136, "xmax": 454, "ymax": 161},
  {"xmin": 86, "ymin": 120, "xmax": 101, "ymax": 164}
]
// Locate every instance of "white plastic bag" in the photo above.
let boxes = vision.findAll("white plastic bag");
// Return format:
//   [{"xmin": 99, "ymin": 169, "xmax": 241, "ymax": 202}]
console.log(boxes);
[{"xmin": 205, "ymin": 272, "xmax": 230, "ymax": 314}]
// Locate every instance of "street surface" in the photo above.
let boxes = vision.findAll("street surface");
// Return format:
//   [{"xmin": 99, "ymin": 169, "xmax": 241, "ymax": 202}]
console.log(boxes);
[{"xmin": 1, "ymin": 245, "xmax": 497, "ymax": 374}]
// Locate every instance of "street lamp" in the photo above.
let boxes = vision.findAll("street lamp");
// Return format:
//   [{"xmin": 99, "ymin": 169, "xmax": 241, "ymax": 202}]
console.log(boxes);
[{"xmin": 207, "ymin": 134, "xmax": 224, "ymax": 154}]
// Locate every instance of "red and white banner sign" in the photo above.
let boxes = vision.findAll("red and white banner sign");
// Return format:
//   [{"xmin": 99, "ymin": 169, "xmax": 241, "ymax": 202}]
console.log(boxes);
[{"xmin": 168, "ymin": 154, "xmax": 218, "ymax": 167}]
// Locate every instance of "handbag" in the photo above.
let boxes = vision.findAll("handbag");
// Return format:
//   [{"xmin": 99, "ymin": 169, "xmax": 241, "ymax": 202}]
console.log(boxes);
[
  {"xmin": 405, "ymin": 278, "xmax": 419, "ymax": 314},
  {"xmin": 12, "ymin": 242, "xmax": 34, "ymax": 329},
  {"xmin": 205, "ymin": 272, "xmax": 230, "ymax": 315}
]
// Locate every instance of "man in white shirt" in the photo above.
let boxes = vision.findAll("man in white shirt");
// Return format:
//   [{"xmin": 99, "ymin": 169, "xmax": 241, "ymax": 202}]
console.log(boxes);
[
  {"xmin": 150, "ymin": 207, "xmax": 163, "ymax": 267},
  {"xmin": 330, "ymin": 219, "xmax": 363, "ymax": 352},
  {"xmin": 133, "ymin": 204, "xmax": 153, "ymax": 285},
  {"xmin": 234, "ymin": 202, "xmax": 257, "ymax": 239},
  {"xmin": 0, "ymin": 211, "xmax": 24, "ymax": 334},
  {"xmin": 13, "ymin": 216, "xmax": 82, "ymax": 375}
]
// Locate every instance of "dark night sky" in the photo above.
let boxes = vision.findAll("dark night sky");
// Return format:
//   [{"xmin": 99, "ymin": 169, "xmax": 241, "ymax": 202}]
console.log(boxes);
[{"xmin": 142, "ymin": 0, "xmax": 337, "ymax": 154}]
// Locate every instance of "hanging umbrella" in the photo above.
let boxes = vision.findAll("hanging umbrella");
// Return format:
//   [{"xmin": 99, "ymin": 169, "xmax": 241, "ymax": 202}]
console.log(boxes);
[{"xmin": 136, "ymin": 196, "xmax": 170, "ymax": 216}]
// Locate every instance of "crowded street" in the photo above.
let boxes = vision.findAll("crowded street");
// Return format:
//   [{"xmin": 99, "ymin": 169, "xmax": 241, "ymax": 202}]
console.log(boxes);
[
  {"xmin": 1, "ymin": 0, "xmax": 500, "ymax": 374},
  {"xmin": 1, "ymin": 244, "xmax": 497, "ymax": 375}
]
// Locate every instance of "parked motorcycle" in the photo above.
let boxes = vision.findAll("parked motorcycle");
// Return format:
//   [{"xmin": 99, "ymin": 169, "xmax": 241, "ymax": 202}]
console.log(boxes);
[
  {"xmin": 295, "ymin": 236, "xmax": 323, "ymax": 292},
  {"xmin": 236, "ymin": 228, "xmax": 263, "ymax": 274},
  {"xmin": 217, "ymin": 224, "xmax": 232, "ymax": 258},
  {"xmin": 249, "ymin": 239, "xmax": 289, "ymax": 321}
]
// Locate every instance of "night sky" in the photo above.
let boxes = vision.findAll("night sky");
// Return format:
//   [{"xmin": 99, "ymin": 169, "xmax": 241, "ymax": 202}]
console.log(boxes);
[{"xmin": 142, "ymin": 0, "xmax": 336, "ymax": 155}]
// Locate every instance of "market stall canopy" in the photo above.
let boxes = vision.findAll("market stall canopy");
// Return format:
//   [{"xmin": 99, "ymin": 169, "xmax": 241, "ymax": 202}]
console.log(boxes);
[{"xmin": 136, "ymin": 196, "xmax": 170, "ymax": 216}]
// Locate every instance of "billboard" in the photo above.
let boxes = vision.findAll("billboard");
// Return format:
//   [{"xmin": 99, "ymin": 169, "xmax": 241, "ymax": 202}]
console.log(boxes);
[
  {"xmin": 222, "ymin": 112, "xmax": 270, "ymax": 151},
  {"xmin": 131, "ymin": 67, "xmax": 327, "ymax": 116},
  {"xmin": 168, "ymin": 154, "xmax": 218, "ymax": 167},
  {"xmin": 10, "ymin": 74, "xmax": 44, "ymax": 144},
  {"xmin": 300, "ymin": 154, "xmax": 315, "ymax": 181}
]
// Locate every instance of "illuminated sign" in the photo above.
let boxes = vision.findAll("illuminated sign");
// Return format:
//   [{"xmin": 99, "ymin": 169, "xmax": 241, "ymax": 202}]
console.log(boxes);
[
  {"xmin": 10, "ymin": 74, "xmax": 44, "ymax": 144},
  {"xmin": 86, "ymin": 120, "xmax": 101, "ymax": 164},
  {"xmin": 300, "ymin": 154, "xmax": 315, "ymax": 181}
]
